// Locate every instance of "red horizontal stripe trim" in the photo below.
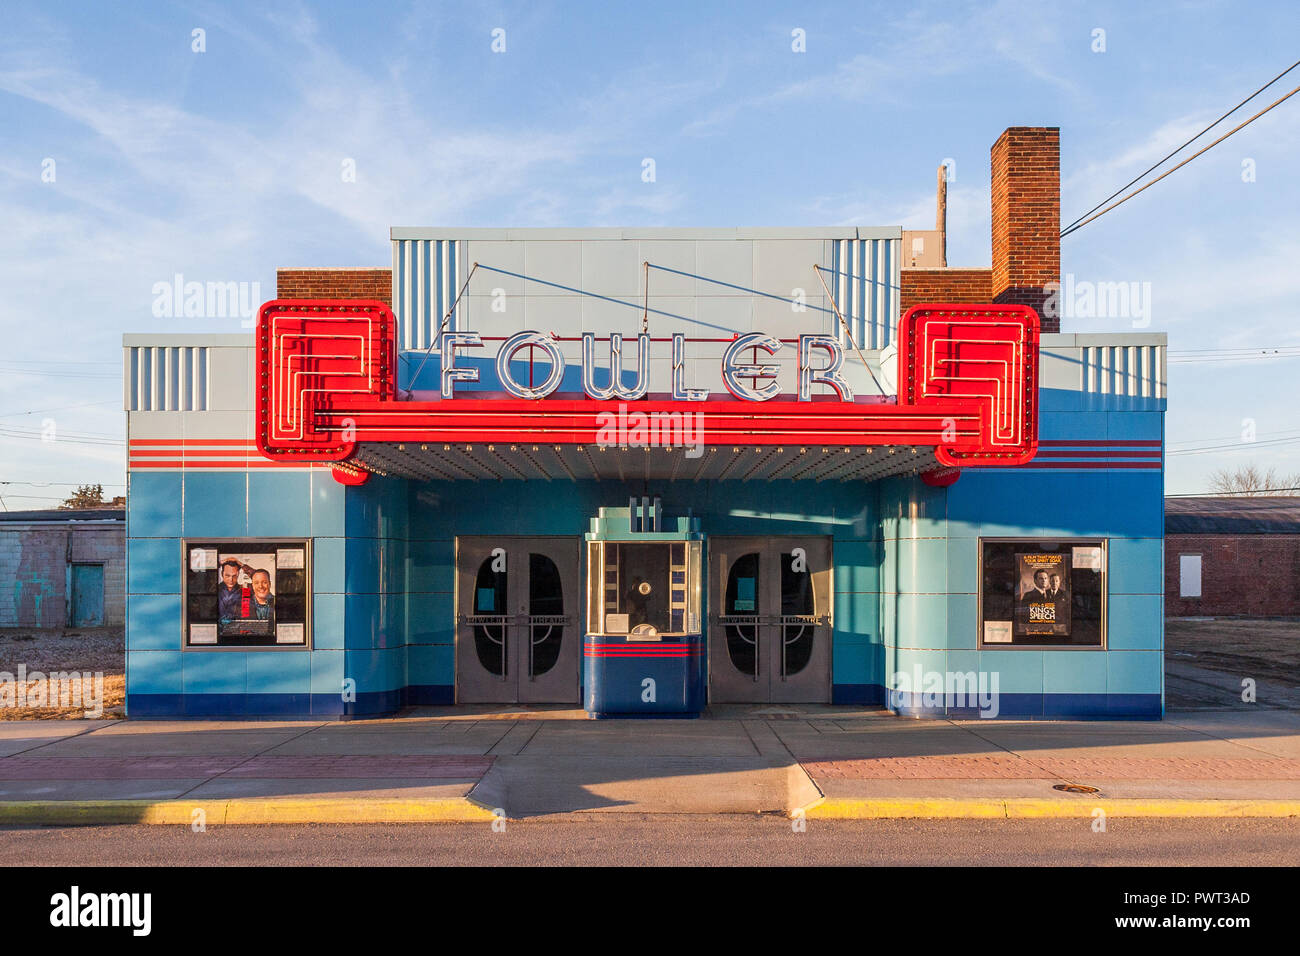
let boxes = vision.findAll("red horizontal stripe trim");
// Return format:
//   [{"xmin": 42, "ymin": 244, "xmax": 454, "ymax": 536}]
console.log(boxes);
[
  {"xmin": 1035, "ymin": 450, "xmax": 1162, "ymax": 459},
  {"xmin": 583, "ymin": 643, "xmax": 699, "ymax": 649},
  {"xmin": 583, "ymin": 643, "xmax": 699, "ymax": 648},
  {"xmin": 1039, "ymin": 439, "xmax": 1162, "ymax": 447},
  {"xmin": 583, "ymin": 648, "xmax": 701, "ymax": 654},
  {"xmin": 584, "ymin": 652, "xmax": 697, "ymax": 658},
  {"xmin": 129, "ymin": 448, "xmax": 256, "ymax": 457},
  {"xmin": 128, "ymin": 461, "xmax": 319, "ymax": 469},
  {"xmin": 1018, "ymin": 461, "xmax": 1161, "ymax": 469},
  {"xmin": 128, "ymin": 439, "xmax": 255, "ymax": 446}
]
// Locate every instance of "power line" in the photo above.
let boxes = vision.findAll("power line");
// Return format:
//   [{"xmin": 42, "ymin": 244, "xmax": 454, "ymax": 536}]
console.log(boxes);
[
  {"xmin": 0, "ymin": 367, "xmax": 120, "ymax": 380},
  {"xmin": 0, "ymin": 428, "xmax": 125, "ymax": 447},
  {"xmin": 1168, "ymin": 437, "xmax": 1300, "ymax": 456},
  {"xmin": 1169, "ymin": 349, "xmax": 1300, "ymax": 364},
  {"xmin": 1062, "ymin": 58, "xmax": 1300, "ymax": 235},
  {"xmin": 1166, "ymin": 488, "xmax": 1300, "ymax": 498},
  {"xmin": 1169, "ymin": 427, "xmax": 1300, "ymax": 448},
  {"xmin": 0, "ymin": 423, "xmax": 124, "ymax": 439},
  {"xmin": 1062, "ymin": 76, "xmax": 1300, "ymax": 239},
  {"xmin": 1170, "ymin": 348, "xmax": 1300, "ymax": 356},
  {"xmin": 1, "ymin": 359, "xmax": 118, "ymax": 367},
  {"xmin": 0, "ymin": 493, "xmax": 113, "ymax": 501},
  {"xmin": 0, "ymin": 400, "xmax": 118, "ymax": 419},
  {"xmin": 0, "ymin": 480, "xmax": 125, "ymax": 487}
]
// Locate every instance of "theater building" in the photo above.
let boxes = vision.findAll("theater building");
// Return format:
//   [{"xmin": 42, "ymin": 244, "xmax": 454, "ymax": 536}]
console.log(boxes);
[{"xmin": 123, "ymin": 127, "xmax": 1167, "ymax": 719}]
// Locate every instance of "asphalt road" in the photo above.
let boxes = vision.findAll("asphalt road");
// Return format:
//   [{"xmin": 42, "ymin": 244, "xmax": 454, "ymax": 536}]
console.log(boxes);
[{"xmin": 3, "ymin": 817, "xmax": 1298, "ymax": 866}]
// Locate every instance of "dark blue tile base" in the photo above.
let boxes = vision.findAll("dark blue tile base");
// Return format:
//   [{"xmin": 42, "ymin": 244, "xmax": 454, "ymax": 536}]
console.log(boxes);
[
  {"xmin": 125, "ymin": 687, "xmax": 1163, "ymax": 720},
  {"xmin": 127, "ymin": 685, "xmax": 456, "ymax": 720},
  {"xmin": 832, "ymin": 683, "xmax": 886, "ymax": 705},
  {"xmin": 887, "ymin": 689, "xmax": 1162, "ymax": 720},
  {"xmin": 404, "ymin": 684, "xmax": 455, "ymax": 706}
]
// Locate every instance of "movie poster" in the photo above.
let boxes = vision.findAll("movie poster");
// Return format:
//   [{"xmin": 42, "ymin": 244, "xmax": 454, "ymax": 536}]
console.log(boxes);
[
  {"xmin": 1014, "ymin": 552, "xmax": 1071, "ymax": 637},
  {"xmin": 213, "ymin": 552, "xmax": 278, "ymax": 638},
  {"xmin": 185, "ymin": 542, "xmax": 307, "ymax": 646}
]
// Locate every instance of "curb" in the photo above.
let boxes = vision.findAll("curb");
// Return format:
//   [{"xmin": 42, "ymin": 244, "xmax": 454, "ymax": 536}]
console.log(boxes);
[
  {"xmin": 802, "ymin": 797, "xmax": 1300, "ymax": 819},
  {"xmin": 0, "ymin": 799, "xmax": 499, "ymax": 825},
  {"xmin": 3, "ymin": 797, "xmax": 1297, "ymax": 824}
]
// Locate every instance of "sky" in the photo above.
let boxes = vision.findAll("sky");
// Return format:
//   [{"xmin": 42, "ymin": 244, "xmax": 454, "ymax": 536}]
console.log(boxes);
[{"xmin": 1, "ymin": 0, "xmax": 1298, "ymax": 506}]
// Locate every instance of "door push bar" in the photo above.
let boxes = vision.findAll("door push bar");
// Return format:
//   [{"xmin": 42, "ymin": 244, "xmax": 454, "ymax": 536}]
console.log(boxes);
[
  {"xmin": 458, "ymin": 614, "xmax": 575, "ymax": 626},
  {"xmin": 712, "ymin": 614, "xmax": 828, "ymax": 626}
]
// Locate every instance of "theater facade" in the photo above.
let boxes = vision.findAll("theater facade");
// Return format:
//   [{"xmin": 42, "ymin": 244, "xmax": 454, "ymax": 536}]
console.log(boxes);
[{"xmin": 123, "ymin": 127, "xmax": 1167, "ymax": 719}]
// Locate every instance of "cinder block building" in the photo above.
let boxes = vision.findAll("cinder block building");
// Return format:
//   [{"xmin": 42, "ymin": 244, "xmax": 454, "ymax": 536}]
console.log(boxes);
[{"xmin": 0, "ymin": 509, "xmax": 125, "ymax": 628}]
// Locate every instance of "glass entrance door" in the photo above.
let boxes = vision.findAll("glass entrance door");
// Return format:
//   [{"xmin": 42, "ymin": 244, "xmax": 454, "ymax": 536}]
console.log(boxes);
[
  {"xmin": 709, "ymin": 536, "xmax": 832, "ymax": 703},
  {"xmin": 455, "ymin": 537, "xmax": 580, "ymax": 703}
]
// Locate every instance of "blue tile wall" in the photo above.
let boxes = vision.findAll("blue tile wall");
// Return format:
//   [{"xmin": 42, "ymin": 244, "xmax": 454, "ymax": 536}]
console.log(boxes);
[
  {"xmin": 248, "ymin": 472, "xmax": 311, "ymax": 537},
  {"xmin": 126, "ymin": 594, "xmax": 182, "ymax": 650},
  {"xmin": 127, "ymin": 472, "xmax": 183, "ymax": 537},
  {"xmin": 182, "ymin": 472, "xmax": 248, "ymax": 538},
  {"xmin": 127, "ymin": 538, "xmax": 180, "ymax": 594},
  {"xmin": 127, "ymin": 650, "xmax": 183, "ymax": 695},
  {"xmin": 124, "ymin": 379, "xmax": 1164, "ymax": 720}
]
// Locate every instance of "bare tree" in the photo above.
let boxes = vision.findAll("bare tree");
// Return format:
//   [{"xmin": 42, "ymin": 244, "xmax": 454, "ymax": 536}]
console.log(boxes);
[{"xmin": 1207, "ymin": 464, "xmax": 1300, "ymax": 496}]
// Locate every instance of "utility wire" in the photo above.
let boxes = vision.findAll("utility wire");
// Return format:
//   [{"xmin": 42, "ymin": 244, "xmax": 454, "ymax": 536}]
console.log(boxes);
[
  {"xmin": 1168, "ymin": 437, "xmax": 1300, "ymax": 456},
  {"xmin": 1166, "ymin": 488, "xmax": 1300, "ymax": 497},
  {"xmin": 1062, "ymin": 78, "xmax": 1300, "ymax": 239},
  {"xmin": 1061, "ymin": 58, "xmax": 1300, "ymax": 235},
  {"xmin": 1170, "ymin": 350, "xmax": 1300, "ymax": 364},
  {"xmin": 1168, "ymin": 346, "xmax": 1300, "ymax": 354},
  {"xmin": 0, "ymin": 480, "xmax": 126, "ymax": 487},
  {"xmin": 405, "ymin": 262, "xmax": 480, "ymax": 396},
  {"xmin": 0, "ymin": 400, "xmax": 117, "ymax": 419},
  {"xmin": 1169, "ymin": 427, "xmax": 1300, "ymax": 448}
]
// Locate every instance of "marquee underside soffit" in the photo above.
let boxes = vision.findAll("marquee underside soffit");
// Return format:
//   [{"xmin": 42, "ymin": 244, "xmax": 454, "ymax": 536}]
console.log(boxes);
[{"xmin": 352, "ymin": 441, "xmax": 942, "ymax": 483}]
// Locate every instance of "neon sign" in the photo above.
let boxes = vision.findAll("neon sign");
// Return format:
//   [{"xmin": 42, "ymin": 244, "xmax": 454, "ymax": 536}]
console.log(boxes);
[
  {"xmin": 441, "ymin": 331, "xmax": 853, "ymax": 403},
  {"xmin": 254, "ymin": 300, "xmax": 1040, "ymax": 470}
]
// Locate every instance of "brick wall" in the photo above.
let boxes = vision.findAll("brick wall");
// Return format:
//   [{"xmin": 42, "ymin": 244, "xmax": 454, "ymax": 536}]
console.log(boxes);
[
  {"xmin": 276, "ymin": 269, "xmax": 391, "ymax": 305},
  {"xmin": 991, "ymin": 127, "xmax": 1060, "ymax": 331},
  {"xmin": 1166, "ymin": 534, "xmax": 1300, "ymax": 617},
  {"xmin": 0, "ymin": 525, "xmax": 125, "ymax": 628},
  {"xmin": 900, "ymin": 268, "xmax": 992, "ymax": 312}
]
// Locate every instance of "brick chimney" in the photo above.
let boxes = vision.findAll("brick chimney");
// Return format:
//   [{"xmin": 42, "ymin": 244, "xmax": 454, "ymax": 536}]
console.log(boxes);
[
  {"xmin": 277, "ymin": 268, "xmax": 392, "ymax": 305},
  {"xmin": 990, "ymin": 127, "xmax": 1060, "ymax": 332}
]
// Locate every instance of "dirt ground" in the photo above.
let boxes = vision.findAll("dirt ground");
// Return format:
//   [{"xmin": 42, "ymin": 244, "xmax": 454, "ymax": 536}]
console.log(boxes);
[
  {"xmin": 1166, "ymin": 617, "xmax": 1300, "ymax": 687},
  {"xmin": 1166, "ymin": 617, "xmax": 1300, "ymax": 711},
  {"xmin": 0, "ymin": 626, "xmax": 124, "ymax": 719}
]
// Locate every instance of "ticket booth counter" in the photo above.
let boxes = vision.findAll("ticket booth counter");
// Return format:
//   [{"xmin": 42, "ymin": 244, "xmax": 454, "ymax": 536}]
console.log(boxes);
[{"xmin": 583, "ymin": 501, "xmax": 705, "ymax": 718}]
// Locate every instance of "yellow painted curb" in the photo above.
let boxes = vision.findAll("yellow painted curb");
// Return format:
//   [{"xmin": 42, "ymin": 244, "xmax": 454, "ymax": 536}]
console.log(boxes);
[
  {"xmin": 0, "ymin": 799, "xmax": 499, "ymax": 825},
  {"xmin": 803, "ymin": 797, "xmax": 1300, "ymax": 819}
]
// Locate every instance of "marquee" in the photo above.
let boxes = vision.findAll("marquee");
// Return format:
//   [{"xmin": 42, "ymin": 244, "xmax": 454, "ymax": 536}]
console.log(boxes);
[{"xmin": 254, "ymin": 300, "xmax": 1039, "ymax": 483}]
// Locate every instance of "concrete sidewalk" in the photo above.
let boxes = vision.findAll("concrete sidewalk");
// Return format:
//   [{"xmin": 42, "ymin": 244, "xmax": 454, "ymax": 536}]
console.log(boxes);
[{"xmin": 1, "ymin": 707, "xmax": 1299, "ymax": 823}]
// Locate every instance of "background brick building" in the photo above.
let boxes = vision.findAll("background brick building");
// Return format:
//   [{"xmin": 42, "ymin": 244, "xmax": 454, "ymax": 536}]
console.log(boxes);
[
  {"xmin": 0, "ymin": 509, "xmax": 125, "ymax": 628},
  {"xmin": 1166, "ymin": 497, "xmax": 1300, "ymax": 617}
]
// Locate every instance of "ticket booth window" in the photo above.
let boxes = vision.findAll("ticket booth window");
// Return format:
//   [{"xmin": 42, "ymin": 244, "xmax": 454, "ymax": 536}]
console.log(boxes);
[{"xmin": 587, "ymin": 540, "xmax": 701, "ymax": 638}]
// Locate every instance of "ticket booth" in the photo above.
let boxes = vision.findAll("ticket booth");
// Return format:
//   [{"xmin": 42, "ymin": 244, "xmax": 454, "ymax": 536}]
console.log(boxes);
[{"xmin": 583, "ymin": 499, "xmax": 705, "ymax": 718}]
